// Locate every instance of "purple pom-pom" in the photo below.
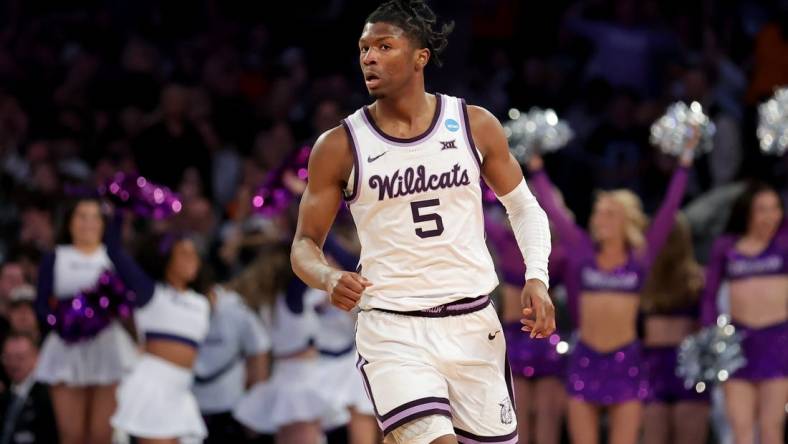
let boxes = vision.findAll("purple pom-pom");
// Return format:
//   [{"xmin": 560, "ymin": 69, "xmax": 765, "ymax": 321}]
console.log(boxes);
[
  {"xmin": 252, "ymin": 145, "xmax": 311, "ymax": 218},
  {"xmin": 49, "ymin": 270, "xmax": 137, "ymax": 343},
  {"xmin": 101, "ymin": 172, "xmax": 183, "ymax": 220}
]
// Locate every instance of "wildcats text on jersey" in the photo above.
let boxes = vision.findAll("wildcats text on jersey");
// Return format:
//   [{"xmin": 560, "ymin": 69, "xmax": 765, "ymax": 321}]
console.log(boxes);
[{"xmin": 369, "ymin": 164, "xmax": 471, "ymax": 201}]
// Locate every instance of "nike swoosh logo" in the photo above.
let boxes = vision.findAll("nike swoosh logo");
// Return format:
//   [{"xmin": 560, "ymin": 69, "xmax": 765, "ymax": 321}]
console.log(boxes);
[
  {"xmin": 488, "ymin": 330, "xmax": 501, "ymax": 340},
  {"xmin": 367, "ymin": 151, "xmax": 387, "ymax": 163}
]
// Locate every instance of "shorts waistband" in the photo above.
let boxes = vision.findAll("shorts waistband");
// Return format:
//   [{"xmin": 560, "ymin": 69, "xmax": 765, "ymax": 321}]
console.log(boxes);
[{"xmin": 373, "ymin": 295, "xmax": 490, "ymax": 318}]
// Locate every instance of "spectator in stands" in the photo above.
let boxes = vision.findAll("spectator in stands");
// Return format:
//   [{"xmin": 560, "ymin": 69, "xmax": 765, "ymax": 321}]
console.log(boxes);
[
  {"xmin": 7, "ymin": 285, "xmax": 40, "ymax": 344},
  {"xmin": 0, "ymin": 332, "xmax": 58, "ymax": 444}
]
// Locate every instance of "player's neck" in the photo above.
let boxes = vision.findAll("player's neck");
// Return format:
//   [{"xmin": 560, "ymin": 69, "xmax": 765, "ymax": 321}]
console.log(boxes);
[{"xmin": 372, "ymin": 83, "xmax": 431, "ymax": 126}]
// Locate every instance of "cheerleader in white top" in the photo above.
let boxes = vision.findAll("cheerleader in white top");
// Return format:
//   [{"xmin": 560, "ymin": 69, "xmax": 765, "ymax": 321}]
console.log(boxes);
[
  {"xmin": 101, "ymin": 212, "xmax": 211, "ymax": 444},
  {"xmin": 35, "ymin": 198, "xmax": 138, "ymax": 444},
  {"xmin": 317, "ymin": 234, "xmax": 379, "ymax": 444},
  {"xmin": 233, "ymin": 245, "xmax": 347, "ymax": 444},
  {"xmin": 193, "ymin": 281, "xmax": 271, "ymax": 444}
]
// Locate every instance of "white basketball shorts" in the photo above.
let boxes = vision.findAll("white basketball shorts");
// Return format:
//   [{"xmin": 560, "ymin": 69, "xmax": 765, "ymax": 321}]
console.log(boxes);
[{"xmin": 355, "ymin": 295, "xmax": 518, "ymax": 444}]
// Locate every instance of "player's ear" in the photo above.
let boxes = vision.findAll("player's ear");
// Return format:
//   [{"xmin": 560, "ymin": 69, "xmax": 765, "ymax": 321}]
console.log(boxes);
[{"xmin": 415, "ymin": 48, "xmax": 430, "ymax": 71}]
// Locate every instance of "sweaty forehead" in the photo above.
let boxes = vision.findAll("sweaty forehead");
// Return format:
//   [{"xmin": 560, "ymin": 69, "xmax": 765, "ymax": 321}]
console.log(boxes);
[{"xmin": 359, "ymin": 22, "xmax": 408, "ymax": 43}]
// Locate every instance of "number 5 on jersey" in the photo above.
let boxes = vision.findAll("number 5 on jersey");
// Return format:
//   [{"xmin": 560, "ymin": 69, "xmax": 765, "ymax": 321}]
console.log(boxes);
[{"xmin": 410, "ymin": 199, "xmax": 444, "ymax": 238}]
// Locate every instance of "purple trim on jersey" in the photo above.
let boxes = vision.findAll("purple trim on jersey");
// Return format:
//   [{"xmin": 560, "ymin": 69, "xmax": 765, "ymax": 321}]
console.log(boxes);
[
  {"xmin": 374, "ymin": 295, "xmax": 490, "ymax": 318},
  {"xmin": 145, "ymin": 331, "xmax": 199, "ymax": 348},
  {"xmin": 361, "ymin": 94, "xmax": 444, "ymax": 147},
  {"xmin": 342, "ymin": 119, "xmax": 362, "ymax": 204},
  {"xmin": 455, "ymin": 428, "xmax": 519, "ymax": 444},
  {"xmin": 460, "ymin": 99, "xmax": 483, "ymax": 170}
]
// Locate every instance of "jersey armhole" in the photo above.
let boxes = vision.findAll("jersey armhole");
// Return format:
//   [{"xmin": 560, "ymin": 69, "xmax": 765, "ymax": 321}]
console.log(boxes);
[
  {"xmin": 459, "ymin": 98, "xmax": 484, "ymax": 172},
  {"xmin": 341, "ymin": 120, "xmax": 361, "ymax": 204}
]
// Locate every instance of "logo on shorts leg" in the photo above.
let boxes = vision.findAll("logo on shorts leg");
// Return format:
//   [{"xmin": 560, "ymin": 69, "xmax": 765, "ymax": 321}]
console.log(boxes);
[{"xmin": 499, "ymin": 397, "xmax": 513, "ymax": 425}]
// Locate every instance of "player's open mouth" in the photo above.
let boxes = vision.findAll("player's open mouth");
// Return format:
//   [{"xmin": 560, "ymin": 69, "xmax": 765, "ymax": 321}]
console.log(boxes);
[{"xmin": 365, "ymin": 73, "xmax": 381, "ymax": 88}]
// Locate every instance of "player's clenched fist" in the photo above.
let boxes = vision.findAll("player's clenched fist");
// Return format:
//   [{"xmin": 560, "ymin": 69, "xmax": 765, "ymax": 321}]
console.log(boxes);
[
  {"xmin": 325, "ymin": 271, "xmax": 372, "ymax": 311},
  {"xmin": 520, "ymin": 279, "xmax": 556, "ymax": 339}
]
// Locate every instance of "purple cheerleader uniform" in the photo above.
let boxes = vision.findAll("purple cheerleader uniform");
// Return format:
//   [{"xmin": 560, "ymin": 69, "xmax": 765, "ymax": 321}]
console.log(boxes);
[
  {"xmin": 642, "ymin": 346, "xmax": 709, "ymax": 403},
  {"xmin": 642, "ymin": 304, "xmax": 710, "ymax": 403},
  {"xmin": 530, "ymin": 167, "xmax": 688, "ymax": 405},
  {"xmin": 485, "ymin": 215, "xmax": 568, "ymax": 380},
  {"xmin": 701, "ymin": 220, "xmax": 788, "ymax": 381}
]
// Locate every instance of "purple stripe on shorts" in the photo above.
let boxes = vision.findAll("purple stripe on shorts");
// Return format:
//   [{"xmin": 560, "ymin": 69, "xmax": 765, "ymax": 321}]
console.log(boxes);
[
  {"xmin": 455, "ymin": 427, "xmax": 519, "ymax": 444},
  {"xmin": 384, "ymin": 407, "xmax": 453, "ymax": 436},
  {"xmin": 381, "ymin": 401, "xmax": 452, "ymax": 433},
  {"xmin": 361, "ymin": 94, "xmax": 444, "ymax": 147},
  {"xmin": 504, "ymin": 352, "xmax": 515, "ymax": 411},
  {"xmin": 357, "ymin": 355, "xmax": 454, "ymax": 435},
  {"xmin": 356, "ymin": 355, "xmax": 383, "ymax": 426},
  {"xmin": 380, "ymin": 396, "xmax": 451, "ymax": 421}
]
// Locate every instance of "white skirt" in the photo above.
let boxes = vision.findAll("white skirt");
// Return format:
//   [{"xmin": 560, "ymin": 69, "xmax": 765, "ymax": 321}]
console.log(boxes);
[
  {"xmin": 322, "ymin": 351, "xmax": 376, "ymax": 417},
  {"xmin": 36, "ymin": 321, "xmax": 138, "ymax": 386},
  {"xmin": 111, "ymin": 354, "xmax": 207, "ymax": 441},
  {"xmin": 233, "ymin": 357, "xmax": 350, "ymax": 433}
]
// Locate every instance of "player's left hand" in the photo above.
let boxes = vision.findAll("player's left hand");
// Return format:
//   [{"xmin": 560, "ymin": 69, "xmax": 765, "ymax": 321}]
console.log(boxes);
[{"xmin": 520, "ymin": 279, "xmax": 556, "ymax": 339}]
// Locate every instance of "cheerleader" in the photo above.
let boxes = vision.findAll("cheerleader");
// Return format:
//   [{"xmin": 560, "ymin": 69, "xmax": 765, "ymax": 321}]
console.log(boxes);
[
  {"xmin": 233, "ymin": 245, "xmax": 347, "ymax": 444},
  {"xmin": 318, "ymin": 234, "xmax": 378, "ymax": 444},
  {"xmin": 35, "ymin": 198, "xmax": 137, "ymax": 444},
  {"xmin": 700, "ymin": 182, "xmax": 787, "ymax": 444},
  {"xmin": 192, "ymin": 276, "xmax": 271, "ymax": 444},
  {"xmin": 640, "ymin": 215, "xmax": 709, "ymax": 444},
  {"xmin": 485, "ymin": 212, "xmax": 568, "ymax": 444},
  {"xmin": 104, "ymin": 212, "xmax": 211, "ymax": 444},
  {"xmin": 525, "ymin": 142, "xmax": 694, "ymax": 444}
]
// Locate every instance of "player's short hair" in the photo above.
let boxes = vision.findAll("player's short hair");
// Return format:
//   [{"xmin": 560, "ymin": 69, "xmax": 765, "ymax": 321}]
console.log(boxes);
[{"xmin": 366, "ymin": 0, "xmax": 455, "ymax": 67}]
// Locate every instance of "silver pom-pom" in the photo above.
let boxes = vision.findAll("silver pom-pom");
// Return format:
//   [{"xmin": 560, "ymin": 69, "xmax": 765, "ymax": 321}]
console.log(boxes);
[
  {"xmin": 650, "ymin": 101, "xmax": 716, "ymax": 158},
  {"xmin": 676, "ymin": 315, "xmax": 746, "ymax": 393},
  {"xmin": 504, "ymin": 107, "xmax": 573, "ymax": 163},
  {"xmin": 757, "ymin": 87, "xmax": 788, "ymax": 156}
]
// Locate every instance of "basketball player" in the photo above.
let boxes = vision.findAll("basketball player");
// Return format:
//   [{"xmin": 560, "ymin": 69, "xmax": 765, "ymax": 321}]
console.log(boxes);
[{"xmin": 291, "ymin": 1, "xmax": 555, "ymax": 443}]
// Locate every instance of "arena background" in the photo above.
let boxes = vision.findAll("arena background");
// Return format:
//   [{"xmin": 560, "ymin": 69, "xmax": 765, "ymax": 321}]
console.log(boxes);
[{"xmin": 0, "ymin": 0, "xmax": 786, "ymax": 443}]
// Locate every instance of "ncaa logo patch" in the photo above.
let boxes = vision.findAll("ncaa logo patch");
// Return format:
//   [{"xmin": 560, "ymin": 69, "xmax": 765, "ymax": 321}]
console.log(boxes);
[{"xmin": 445, "ymin": 118, "xmax": 460, "ymax": 132}]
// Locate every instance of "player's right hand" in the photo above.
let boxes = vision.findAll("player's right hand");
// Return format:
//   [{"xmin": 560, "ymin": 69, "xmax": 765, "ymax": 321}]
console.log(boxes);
[{"xmin": 326, "ymin": 271, "xmax": 372, "ymax": 311}]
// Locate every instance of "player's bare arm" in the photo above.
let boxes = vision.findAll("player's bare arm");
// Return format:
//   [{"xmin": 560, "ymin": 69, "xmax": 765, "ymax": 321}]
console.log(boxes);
[
  {"xmin": 467, "ymin": 105, "xmax": 557, "ymax": 338},
  {"xmin": 291, "ymin": 126, "xmax": 371, "ymax": 311}
]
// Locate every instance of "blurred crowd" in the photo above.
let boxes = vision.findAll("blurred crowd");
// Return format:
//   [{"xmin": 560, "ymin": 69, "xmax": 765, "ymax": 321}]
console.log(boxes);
[{"xmin": 0, "ymin": 0, "xmax": 787, "ymax": 443}]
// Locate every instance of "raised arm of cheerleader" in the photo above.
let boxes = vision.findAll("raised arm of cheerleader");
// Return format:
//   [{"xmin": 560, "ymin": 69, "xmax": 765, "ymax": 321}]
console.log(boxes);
[{"xmin": 104, "ymin": 212, "xmax": 155, "ymax": 306}]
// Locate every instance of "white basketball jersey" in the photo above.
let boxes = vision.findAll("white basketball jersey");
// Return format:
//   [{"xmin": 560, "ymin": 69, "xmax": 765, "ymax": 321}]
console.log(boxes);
[{"xmin": 343, "ymin": 93, "xmax": 498, "ymax": 311}]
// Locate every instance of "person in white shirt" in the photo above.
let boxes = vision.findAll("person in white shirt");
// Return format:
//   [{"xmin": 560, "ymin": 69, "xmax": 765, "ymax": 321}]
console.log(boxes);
[{"xmin": 193, "ymin": 281, "xmax": 270, "ymax": 444}]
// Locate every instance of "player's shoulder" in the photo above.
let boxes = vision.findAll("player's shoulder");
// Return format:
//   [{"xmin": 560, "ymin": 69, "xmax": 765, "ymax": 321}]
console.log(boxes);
[
  {"xmin": 309, "ymin": 124, "xmax": 354, "ymax": 180},
  {"xmin": 313, "ymin": 124, "xmax": 351, "ymax": 153},
  {"xmin": 463, "ymin": 102, "xmax": 501, "ymax": 129},
  {"xmin": 459, "ymin": 101, "xmax": 505, "ymax": 155},
  {"xmin": 311, "ymin": 124, "xmax": 353, "ymax": 163}
]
